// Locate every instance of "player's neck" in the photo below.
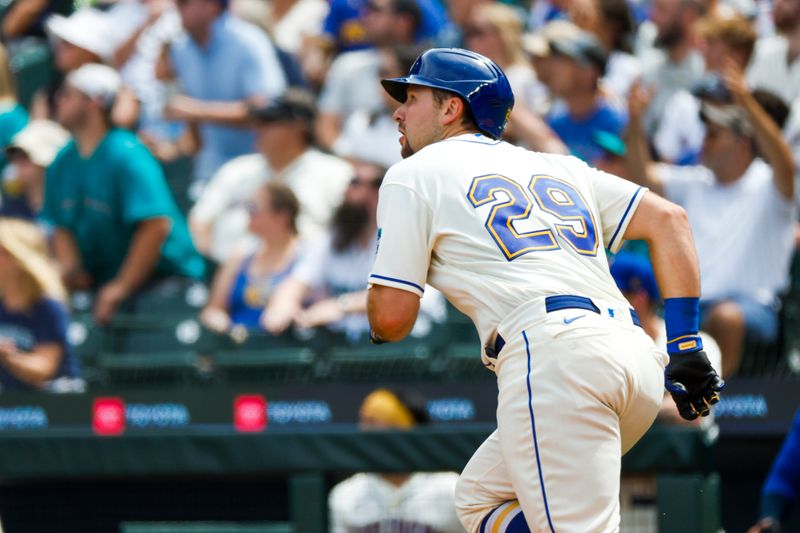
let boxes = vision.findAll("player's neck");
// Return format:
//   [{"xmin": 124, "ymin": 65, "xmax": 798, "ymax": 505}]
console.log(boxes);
[{"xmin": 441, "ymin": 125, "xmax": 482, "ymax": 141}]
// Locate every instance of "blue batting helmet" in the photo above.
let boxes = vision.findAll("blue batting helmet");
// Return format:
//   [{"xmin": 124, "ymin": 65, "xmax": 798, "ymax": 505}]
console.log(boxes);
[{"xmin": 381, "ymin": 48, "xmax": 515, "ymax": 139}]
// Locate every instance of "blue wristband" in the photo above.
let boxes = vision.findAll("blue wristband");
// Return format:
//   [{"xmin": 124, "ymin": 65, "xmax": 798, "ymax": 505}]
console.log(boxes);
[{"xmin": 664, "ymin": 297, "xmax": 703, "ymax": 354}]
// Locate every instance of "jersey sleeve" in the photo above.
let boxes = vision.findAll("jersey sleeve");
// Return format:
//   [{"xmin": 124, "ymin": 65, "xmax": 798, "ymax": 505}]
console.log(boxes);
[
  {"xmin": 584, "ymin": 163, "xmax": 647, "ymax": 253},
  {"xmin": 368, "ymin": 182, "xmax": 432, "ymax": 297},
  {"xmin": 117, "ymin": 145, "xmax": 175, "ymax": 224}
]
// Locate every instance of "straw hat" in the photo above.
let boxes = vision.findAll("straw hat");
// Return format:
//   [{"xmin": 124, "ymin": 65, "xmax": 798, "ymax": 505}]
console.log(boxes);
[{"xmin": 0, "ymin": 219, "xmax": 66, "ymax": 302}]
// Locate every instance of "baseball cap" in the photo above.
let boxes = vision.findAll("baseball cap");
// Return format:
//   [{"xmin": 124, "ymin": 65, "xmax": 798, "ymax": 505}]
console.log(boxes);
[
  {"xmin": 592, "ymin": 130, "xmax": 626, "ymax": 157},
  {"xmin": 610, "ymin": 252, "xmax": 660, "ymax": 301},
  {"xmin": 65, "ymin": 63, "xmax": 122, "ymax": 109},
  {"xmin": 250, "ymin": 89, "xmax": 316, "ymax": 124},
  {"xmin": 5, "ymin": 120, "xmax": 71, "ymax": 168},
  {"xmin": 699, "ymin": 101, "xmax": 753, "ymax": 137},
  {"xmin": 523, "ymin": 21, "xmax": 584, "ymax": 58},
  {"xmin": 548, "ymin": 30, "xmax": 608, "ymax": 73},
  {"xmin": 45, "ymin": 9, "xmax": 115, "ymax": 62},
  {"xmin": 691, "ymin": 74, "xmax": 733, "ymax": 104}
]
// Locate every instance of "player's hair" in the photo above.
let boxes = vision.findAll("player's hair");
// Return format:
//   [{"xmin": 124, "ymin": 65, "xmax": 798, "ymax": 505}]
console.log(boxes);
[
  {"xmin": 262, "ymin": 181, "xmax": 300, "ymax": 234},
  {"xmin": 748, "ymin": 90, "xmax": 789, "ymax": 157},
  {"xmin": 696, "ymin": 15, "xmax": 757, "ymax": 65},
  {"xmin": 430, "ymin": 88, "xmax": 480, "ymax": 132}
]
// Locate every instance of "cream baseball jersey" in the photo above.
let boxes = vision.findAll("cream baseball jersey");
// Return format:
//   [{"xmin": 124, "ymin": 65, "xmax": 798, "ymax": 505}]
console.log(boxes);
[{"xmin": 368, "ymin": 133, "xmax": 647, "ymax": 348}]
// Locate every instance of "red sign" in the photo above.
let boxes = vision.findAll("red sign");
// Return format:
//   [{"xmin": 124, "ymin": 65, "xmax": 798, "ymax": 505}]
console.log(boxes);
[
  {"xmin": 93, "ymin": 397, "xmax": 125, "ymax": 436},
  {"xmin": 234, "ymin": 395, "xmax": 267, "ymax": 432}
]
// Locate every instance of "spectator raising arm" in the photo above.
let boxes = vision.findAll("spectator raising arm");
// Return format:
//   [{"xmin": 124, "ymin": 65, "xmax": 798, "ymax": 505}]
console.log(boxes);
[
  {"xmin": 625, "ymin": 80, "xmax": 665, "ymax": 196},
  {"xmin": 722, "ymin": 58, "xmax": 795, "ymax": 200}
]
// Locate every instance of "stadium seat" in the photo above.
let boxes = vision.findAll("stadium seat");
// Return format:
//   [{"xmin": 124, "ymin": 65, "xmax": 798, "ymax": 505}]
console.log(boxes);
[
  {"xmin": 96, "ymin": 350, "xmax": 200, "ymax": 387},
  {"xmin": 323, "ymin": 337, "xmax": 432, "ymax": 381},
  {"xmin": 120, "ymin": 522, "xmax": 293, "ymax": 533},
  {"xmin": 437, "ymin": 342, "xmax": 494, "ymax": 381},
  {"xmin": 213, "ymin": 347, "xmax": 316, "ymax": 385},
  {"xmin": 128, "ymin": 280, "xmax": 209, "ymax": 318},
  {"xmin": 67, "ymin": 314, "xmax": 110, "ymax": 385}
]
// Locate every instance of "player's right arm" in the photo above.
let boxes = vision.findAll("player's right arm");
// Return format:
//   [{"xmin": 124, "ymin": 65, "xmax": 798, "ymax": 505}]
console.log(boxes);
[{"xmin": 624, "ymin": 191, "xmax": 724, "ymax": 420}]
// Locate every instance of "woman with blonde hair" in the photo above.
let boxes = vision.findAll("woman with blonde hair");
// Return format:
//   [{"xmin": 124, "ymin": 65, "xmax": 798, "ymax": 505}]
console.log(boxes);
[{"xmin": 0, "ymin": 218, "xmax": 81, "ymax": 391}]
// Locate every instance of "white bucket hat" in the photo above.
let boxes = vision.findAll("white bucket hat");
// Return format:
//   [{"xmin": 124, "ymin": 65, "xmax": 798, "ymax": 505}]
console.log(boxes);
[
  {"xmin": 6, "ymin": 120, "xmax": 71, "ymax": 168},
  {"xmin": 46, "ymin": 9, "xmax": 116, "ymax": 62}
]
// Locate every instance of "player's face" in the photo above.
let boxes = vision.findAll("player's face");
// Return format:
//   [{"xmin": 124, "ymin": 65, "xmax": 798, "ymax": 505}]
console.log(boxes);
[{"xmin": 392, "ymin": 85, "xmax": 445, "ymax": 159}]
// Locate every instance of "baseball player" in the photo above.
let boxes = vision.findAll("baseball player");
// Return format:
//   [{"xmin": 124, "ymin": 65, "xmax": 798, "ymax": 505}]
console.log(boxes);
[{"xmin": 366, "ymin": 48, "xmax": 724, "ymax": 532}]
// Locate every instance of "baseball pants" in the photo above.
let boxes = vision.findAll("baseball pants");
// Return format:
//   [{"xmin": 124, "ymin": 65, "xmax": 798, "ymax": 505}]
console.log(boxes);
[{"xmin": 455, "ymin": 297, "xmax": 668, "ymax": 532}]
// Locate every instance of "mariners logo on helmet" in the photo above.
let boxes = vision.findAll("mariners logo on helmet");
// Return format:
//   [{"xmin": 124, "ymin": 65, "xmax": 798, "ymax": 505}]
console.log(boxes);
[{"xmin": 381, "ymin": 48, "xmax": 515, "ymax": 140}]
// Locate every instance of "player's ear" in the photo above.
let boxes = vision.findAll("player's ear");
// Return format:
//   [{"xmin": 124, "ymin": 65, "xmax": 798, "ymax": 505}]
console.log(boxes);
[{"xmin": 440, "ymin": 95, "xmax": 466, "ymax": 127}]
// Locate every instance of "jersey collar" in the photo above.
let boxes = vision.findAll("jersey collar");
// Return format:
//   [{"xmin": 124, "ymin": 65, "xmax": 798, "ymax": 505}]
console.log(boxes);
[{"xmin": 443, "ymin": 133, "xmax": 503, "ymax": 145}]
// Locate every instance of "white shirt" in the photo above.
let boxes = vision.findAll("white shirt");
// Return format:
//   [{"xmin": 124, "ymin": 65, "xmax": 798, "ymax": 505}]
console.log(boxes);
[
  {"xmin": 641, "ymin": 49, "xmax": 705, "ymax": 135},
  {"xmin": 190, "ymin": 150, "xmax": 353, "ymax": 261},
  {"xmin": 329, "ymin": 472, "xmax": 463, "ymax": 533},
  {"xmin": 271, "ymin": 0, "xmax": 329, "ymax": 54},
  {"xmin": 659, "ymin": 159, "xmax": 796, "ymax": 304},
  {"xmin": 653, "ymin": 89, "xmax": 704, "ymax": 163},
  {"xmin": 293, "ymin": 233, "xmax": 377, "ymax": 339},
  {"xmin": 369, "ymin": 133, "xmax": 646, "ymax": 347},
  {"xmin": 747, "ymin": 35, "xmax": 800, "ymax": 104},
  {"xmin": 318, "ymin": 49, "xmax": 383, "ymax": 118},
  {"xmin": 333, "ymin": 109, "xmax": 403, "ymax": 168},
  {"xmin": 603, "ymin": 51, "xmax": 643, "ymax": 104}
]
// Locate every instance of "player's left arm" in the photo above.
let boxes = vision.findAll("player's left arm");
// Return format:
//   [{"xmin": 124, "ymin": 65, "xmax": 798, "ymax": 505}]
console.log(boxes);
[
  {"xmin": 367, "ymin": 179, "xmax": 432, "ymax": 343},
  {"xmin": 624, "ymin": 191, "xmax": 724, "ymax": 420}
]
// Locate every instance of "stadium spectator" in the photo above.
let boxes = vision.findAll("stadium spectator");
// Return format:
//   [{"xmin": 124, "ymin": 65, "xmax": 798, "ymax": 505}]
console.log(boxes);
[
  {"xmin": 329, "ymin": 388, "xmax": 462, "ymax": 533},
  {"xmin": 1, "ymin": 120, "xmax": 70, "ymax": 221},
  {"xmin": 747, "ymin": 0, "xmax": 800, "ymax": 105},
  {"xmin": 464, "ymin": 3, "xmax": 565, "ymax": 154},
  {"xmin": 747, "ymin": 405, "xmax": 800, "ymax": 532},
  {"xmin": 545, "ymin": 28, "xmax": 628, "ymax": 165},
  {"xmin": 0, "ymin": 218, "xmax": 81, "ymax": 392},
  {"xmin": 200, "ymin": 182, "xmax": 301, "ymax": 334},
  {"xmin": 45, "ymin": 8, "xmax": 115, "ymax": 72},
  {"xmin": 332, "ymin": 44, "xmax": 422, "ymax": 168},
  {"xmin": 0, "ymin": 0, "xmax": 54, "ymax": 43},
  {"xmin": 44, "ymin": 64, "xmax": 205, "ymax": 325},
  {"xmin": 610, "ymin": 252, "xmax": 722, "ymax": 426},
  {"xmin": 639, "ymin": 0, "xmax": 708, "ymax": 137},
  {"xmin": 113, "ymin": 0, "xmax": 185, "ymax": 150},
  {"xmin": 263, "ymin": 0, "xmax": 329, "ymax": 56},
  {"xmin": 596, "ymin": 0, "xmax": 643, "ymax": 102},
  {"xmin": 315, "ymin": 0, "xmax": 422, "ymax": 150},
  {"xmin": 654, "ymin": 14, "xmax": 757, "ymax": 164},
  {"xmin": 163, "ymin": 0, "xmax": 287, "ymax": 183},
  {"xmin": 626, "ymin": 62, "xmax": 795, "ymax": 376},
  {"xmin": 0, "ymin": 44, "xmax": 28, "ymax": 175},
  {"xmin": 263, "ymin": 162, "xmax": 384, "ymax": 340},
  {"xmin": 189, "ymin": 89, "xmax": 352, "ymax": 261}
]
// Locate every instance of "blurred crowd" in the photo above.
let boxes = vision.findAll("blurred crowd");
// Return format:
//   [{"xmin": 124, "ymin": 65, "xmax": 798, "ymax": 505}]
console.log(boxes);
[{"xmin": 0, "ymin": 0, "xmax": 796, "ymax": 400}]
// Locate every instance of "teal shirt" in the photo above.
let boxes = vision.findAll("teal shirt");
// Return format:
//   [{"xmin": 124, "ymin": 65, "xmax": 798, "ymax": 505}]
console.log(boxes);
[
  {"xmin": 43, "ymin": 129, "xmax": 205, "ymax": 285},
  {"xmin": 0, "ymin": 103, "xmax": 29, "ymax": 172}
]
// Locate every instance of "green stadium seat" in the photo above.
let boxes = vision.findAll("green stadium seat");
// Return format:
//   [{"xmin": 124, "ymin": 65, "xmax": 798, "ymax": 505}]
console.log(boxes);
[
  {"xmin": 67, "ymin": 314, "xmax": 110, "ymax": 386},
  {"xmin": 438, "ymin": 342, "xmax": 494, "ymax": 381},
  {"xmin": 323, "ymin": 337, "xmax": 432, "ymax": 381},
  {"xmin": 96, "ymin": 350, "xmax": 200, "ymax": 387},
  {"xmin": 129, "ymin": 280, "xmax": 209, "ymax": 318},
  {"xmin": 111, "ymin": 315, "xmax": 216, "ymax": 355},
  {"xmin": 120, "ymin": 522, "xmax": 293, "ymax": 533},
  {"xmin": 213, "ymin": 346, "xmax": 315, "ymax": 384}
]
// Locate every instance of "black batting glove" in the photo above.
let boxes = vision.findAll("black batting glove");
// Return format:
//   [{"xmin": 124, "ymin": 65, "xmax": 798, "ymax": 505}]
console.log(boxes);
[{"xmin": 665, "ymin": 348, "xmax": 725, "ymax": 421}]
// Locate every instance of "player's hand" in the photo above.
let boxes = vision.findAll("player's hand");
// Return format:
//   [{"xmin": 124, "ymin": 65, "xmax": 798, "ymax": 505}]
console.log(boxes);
[{"xmin": 664, "ymin": 349, "xmax": 724, "ymax": 421}]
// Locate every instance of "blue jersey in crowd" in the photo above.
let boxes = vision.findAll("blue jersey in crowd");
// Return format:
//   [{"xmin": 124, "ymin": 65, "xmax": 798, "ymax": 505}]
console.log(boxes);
[
  {"xmin": 0, "ymin": 298, "xmax": 79, "ymax": 391},
  {"xmin": 547, "ymin": 101, "xmax": 628, "ymax": 166},
  {"xmin": 761, "ymin": 407, "xmax": 800, "ymax": 521}
]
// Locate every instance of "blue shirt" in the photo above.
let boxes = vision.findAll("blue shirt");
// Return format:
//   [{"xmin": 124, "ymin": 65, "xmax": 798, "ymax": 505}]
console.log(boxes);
[
  {"xmin": 762, "ymin": 407, "xmax": 800, "ymax": 520},
  {"xmin": 547, "ymin": 101, "xmax": 628, "ymax": 165},
  {"xmin": 229, "ymin": 252, "xmax": 296, "ymax": 329},
  {"xmin": 170, "ymin": 14, "xmax": 287, "ymax": 182},
  {"xmin": 43, "ymin": 129, "xmax": 205, "ymax": 285},
  {"xmin": 0, "ymin": 298, "xmax": 79, "ymax": 391},
  {"xmin": 322, "ymin": 0, "xmax": 452, "ymax": 51}
]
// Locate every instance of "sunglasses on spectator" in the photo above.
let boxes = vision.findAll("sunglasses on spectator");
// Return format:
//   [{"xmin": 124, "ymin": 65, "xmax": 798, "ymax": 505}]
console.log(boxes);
[{"xmin": 349, "ymin": 177, "xmax": 381, "ymax": 189}]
